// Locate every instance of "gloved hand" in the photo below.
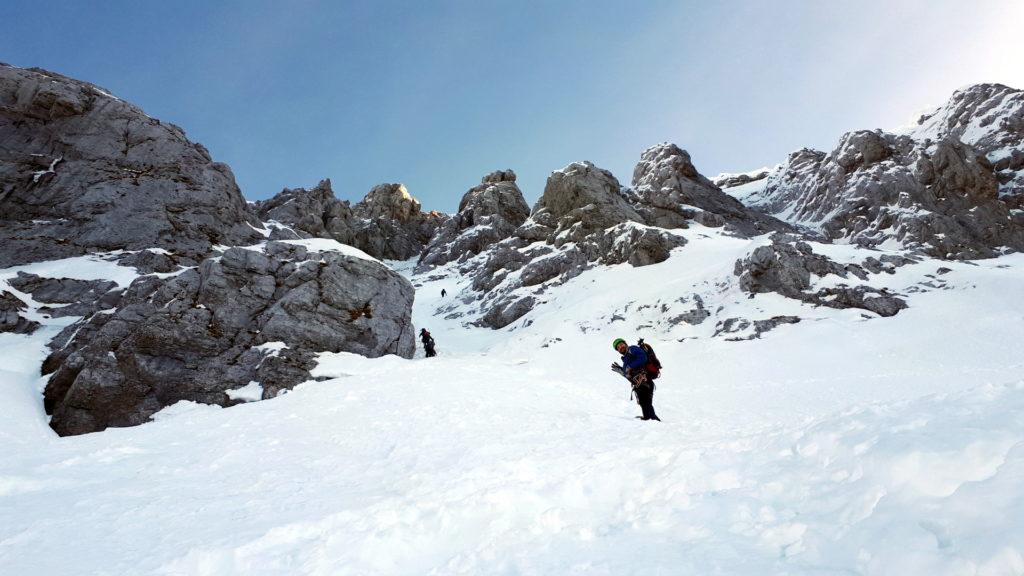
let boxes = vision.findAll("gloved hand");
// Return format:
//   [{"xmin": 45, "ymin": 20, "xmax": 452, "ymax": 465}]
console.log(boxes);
[
  {"xmin": 610, "ymin": 362, "xmax": 625, "ymax": 376},
  {"xmin": 629, "ymin": 370, "xmax": 647, "ymax": 387}
]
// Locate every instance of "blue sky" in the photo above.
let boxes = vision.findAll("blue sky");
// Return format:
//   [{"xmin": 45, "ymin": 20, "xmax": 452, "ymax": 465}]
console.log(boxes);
[{"xmin": 3, "ymin": 1, "xmax": 1022, "ymax": 211}]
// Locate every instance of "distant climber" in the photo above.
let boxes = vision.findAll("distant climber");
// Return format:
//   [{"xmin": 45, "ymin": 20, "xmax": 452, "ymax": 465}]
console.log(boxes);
[
  {"xmin": 441, "ymin": 289, "xmax": 447, "ymax": 297},
  {"xmin": 420, "ymin": 328, "xmax": 437, "ymax": 357},
  {"xmin": 611, "ymin": 337, "xmax": 661, "ymax": 421}
]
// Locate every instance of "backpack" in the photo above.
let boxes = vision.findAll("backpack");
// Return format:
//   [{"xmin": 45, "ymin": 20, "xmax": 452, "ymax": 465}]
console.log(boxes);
[{"xmin": 638, "ymin": 338, "xmax": 661, "ymax": 379}]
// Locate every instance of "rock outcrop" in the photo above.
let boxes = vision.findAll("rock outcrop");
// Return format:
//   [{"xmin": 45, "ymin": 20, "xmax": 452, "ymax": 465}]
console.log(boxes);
[
  {"xmin": 42, "ymin": 241, "xmax": 415, "ymax": 436},
  {"xmin": 9, "ymin": 272, "xmax": 121, "ymax": 318},
  {"xmin": 444, "ymin": 146, "xmax": 793, "ymax": 329},
  {"xmin": 350, "ymin": 183, "xmax": 448, "ymax": 260},
  {"xmin": 532, "ymin": 161, "xmax": 644, "ymax": 241},
  {"xmin": 451, "ymin": 160, "xmax": 688, "ymax": 329},
  {"xmin": 254, "ymin": 180, "xmax": 447, "ymax": 260},
  {"xmin": 724, "ymin": 84, "xmax": 1024, "ymax": 258},
  {"xmin": 740, "ymin": 130, "xmax": 1023, "ymax": 259},
  {"xmin": 734, "ymin": 234, "xmax": 910, "ymax": 317},
  {"xmin": 629, "ymin": 143, "xmax": 789, "ymax": 235},
  {"xmin": 713, "ymin": 170, "xmax": 769, "ymax": 189},
  {"xmin": 254, "ymin": 179, "xmax": 355, "ymax": 240},
  {"xmin": 417, "ymin": 170, "xmax": 530, "ymax": 269},
  {"xmin": 0, "ymin": 64, "xmax": 262, "ymax": 268},
  {"xmin": 906, "ymin": 83, "xmax": 1024, "ymax": 209},
  {"xmin": 0, "ymin": 291, "xmax": 39, "ymax": 334}
]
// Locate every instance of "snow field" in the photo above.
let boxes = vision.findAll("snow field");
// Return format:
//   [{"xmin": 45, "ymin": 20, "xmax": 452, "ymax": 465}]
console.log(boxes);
[
  {"xmin": 2, "ymin": 351, "xmax": 1021, "ymax": 575},
  {"xmin": 2, "ymin": 229, "xmax": 1023, "ymax": 574}
]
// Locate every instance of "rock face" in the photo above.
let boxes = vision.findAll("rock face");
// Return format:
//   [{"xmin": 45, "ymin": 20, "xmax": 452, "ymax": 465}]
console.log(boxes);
[
  {"xmin": 0, "ymin": 291, "xmax": 39, "ymax": 334},
  {"xmin": 739, "ymin": 130, "xmax": 1023, "ymax": 259},
  {"xmin": 42, "ymin": 241, "xmax": 416, "ymax": 436},
  {"xmin": 254, "ymin": 180, "xmax": 447, "ymax": 260},
  {"xmin": 906, "ymin": 83, "xmax": 1024, "ymax": 209},
  {"xmin": 629, "ymin": 143, "xmax": 789, "ymax": 235},
  {"xmin": 533, "ymin": 161, "xmax": 644, "ymax": 240},
  {"xmin": 254, "ymin": 179, "xmax": 355, "ymax": 240},
  {"xmin": 9, "ymin": 272, "xmax": 121, "ymax": 318},
  {"xmin": 417, "ymin": 170, "xmax": 530, "ymax": 269},
  {"xmin": 350, "ymin": 183, "xmax": 448, "ymax": 260},
  {"xmin": 713, "ymin": 170, "xmax": 769, "ymax": 189},
  {"xmin": 734, "ymin": 234, "xmax": 909, "ymax": 317},
  {"xmin": 448, "ymin": 160, "xmax": 689, "ymax": 329},
  {"xmin": 0, "ymin": 64, "xmax": 262, "ymax": 268},
  {"xmin": 725, "ymin": 84, "xmax": 1024, "ymax": 258},
  {"xmin": 441, "ymin": 147, "xmax": 793, "ymax": 329}
]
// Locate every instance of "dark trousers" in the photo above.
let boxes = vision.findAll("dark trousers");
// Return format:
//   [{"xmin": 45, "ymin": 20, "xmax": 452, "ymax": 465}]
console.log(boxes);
[
  {"xmin": 424, "ymin": 343, "xmax": 436, "ymax": 357},
  {"xmin": 632, "ymin": 374, "xmax": 660, "ymax": 421}
]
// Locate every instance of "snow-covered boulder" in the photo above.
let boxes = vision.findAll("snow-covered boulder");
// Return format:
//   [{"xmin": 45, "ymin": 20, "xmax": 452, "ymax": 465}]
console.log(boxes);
[
  {"xmin": 417, "ymin": 169, "xmax": 530, "ymax": 269},
  {"xmin": 0, "ymin": 63, "xmax": 262, "ymax": 268},
  {"xmin": 42, "ymin": 241, "xmax": 416, "ymax": 436}
]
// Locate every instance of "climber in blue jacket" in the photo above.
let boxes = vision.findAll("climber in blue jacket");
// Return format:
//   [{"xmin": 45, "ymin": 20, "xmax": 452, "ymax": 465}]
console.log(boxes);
[{"xmin": 611, "ymin": 338, "xmax": 660, "ymax": 421}]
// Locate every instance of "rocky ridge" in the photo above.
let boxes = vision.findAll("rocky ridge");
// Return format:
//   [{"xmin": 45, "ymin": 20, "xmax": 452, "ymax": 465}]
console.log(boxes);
[
  {"xmin": 255, "ymin": 180, "xmax": 447, "ymax": 260},
  {"xmin": 906, "ymin": 83, "xmax": 1024, "ymax": 209},
  {"xmin": 719, "ymin": 85, "xmax": 1024, "ymax": 258},
  {"xmin": 433, "ymin": 146, "xmax": 794, "ymax": 329},
  {"xmin": 3, "ymin": 63, "xmax": 1023, "ymax": 436}
]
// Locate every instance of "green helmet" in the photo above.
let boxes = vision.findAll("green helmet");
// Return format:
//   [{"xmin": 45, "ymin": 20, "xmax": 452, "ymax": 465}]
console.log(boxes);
[{"xmin": 612, "ymin": 338, "xmax": 626, "ymax": 351}]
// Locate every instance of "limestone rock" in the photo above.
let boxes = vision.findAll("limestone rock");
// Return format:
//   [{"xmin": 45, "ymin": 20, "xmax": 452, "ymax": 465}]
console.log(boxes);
[
  {"xmin": 534, "ymin": 161, "xmax": 643, "ymax": 243},
  {"xmin": 462, "ymin": 161, "xmax": 688, "ymax": 329},
  {"xmin": 9, "ymin": 272, "xmax": 121, "ymax": 318},
  {"xmin": 745, "ymin": 129, "xmax": 1023, "ymax": 259},
  {"xmin": 907, "ymin": 83, "xmax": 1024, "ymax": 208},
  {"xmin": 714, "ymin": 170, "xmax": 769, "ymax": 189},
  {"xmin": 418, "ymin": 170, "xmax": 530, "ymax": 269},
  {"xmin": 0, "ymin": 63, "xmax": 262, "ymax": 268},
  {"xmin": 254, "ymin": 179, "xmax": 355, "ymax": 240},
  {"xmin": 629, "ymin": 143, "xmax": 789, "ymax": 235},
  {"xmin": 255, "ymin": 180, "xmax": 447, "ymax": 260},
  {"xmin": 42, "ymin": 241, "xmax": 415, "ymax": 436},
  {"xmin": 0, "ymin": 290, "xmax": 39, "ymax": 334},
  {"xmin": 734, "ymin": 235, "xmax": 908, "ymax": 317}
]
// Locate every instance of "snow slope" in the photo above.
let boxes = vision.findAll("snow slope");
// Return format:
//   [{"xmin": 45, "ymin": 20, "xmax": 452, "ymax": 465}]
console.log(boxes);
[{"xmin": 2, "ymin": 229, "xmax": 1023, "ymax": 575}]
